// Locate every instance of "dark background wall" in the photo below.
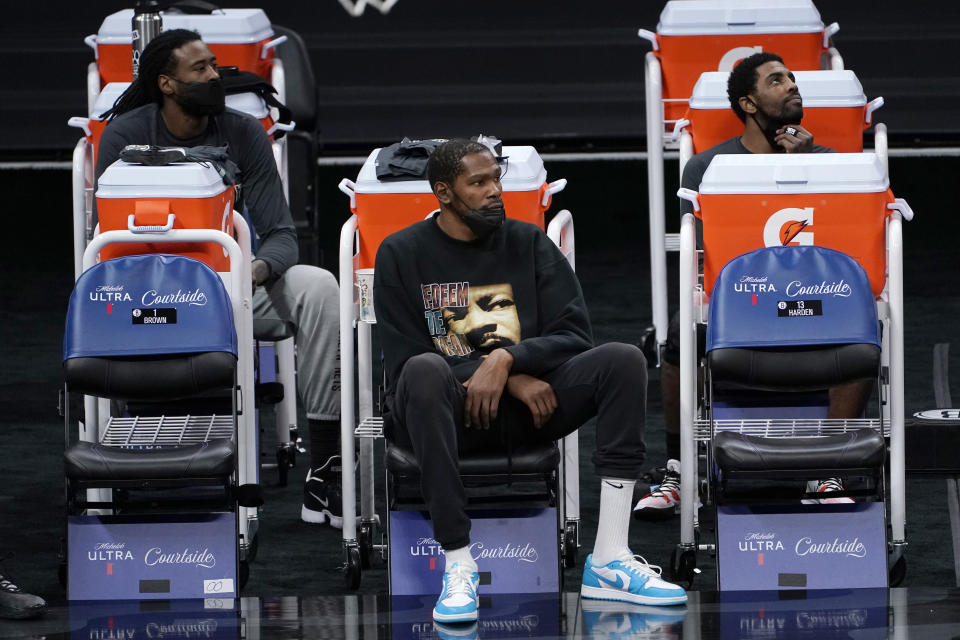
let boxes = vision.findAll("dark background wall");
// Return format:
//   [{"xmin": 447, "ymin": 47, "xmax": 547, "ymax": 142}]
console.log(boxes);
[{"xmin": 3, "ymin": 0, "xmax": 959, "ymax": 156}]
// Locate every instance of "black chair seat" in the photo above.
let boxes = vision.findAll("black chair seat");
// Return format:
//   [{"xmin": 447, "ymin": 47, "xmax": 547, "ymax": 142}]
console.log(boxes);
[
  {"xmin": 64, "ymin": 352, "xmax": 236, "ymax": 401},
  {"xmin": 714, "ymin": 428, "xmax": 885, "ymax": 474},
  {"xmin": 386, "ymin": 442, "xmax": 560, "ymax": 477},
  {"xmin": 64, "ymin": 438, "xmax": 235, "ymax": 481},
  {"xmin": 708, "ymin": 344, "xmax": 880, "ymax": 392}
]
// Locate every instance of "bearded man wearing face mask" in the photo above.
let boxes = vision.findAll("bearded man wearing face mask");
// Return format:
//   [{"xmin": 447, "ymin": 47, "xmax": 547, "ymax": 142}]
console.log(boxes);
[
  {"xmin": 96, "ymin": 30, "xmax": 345, "ymax": 528},
  {"xmin": 375, "ymin": 139, "xmax": 687, "ymax": 623},
  {"xmin": 634, "ymin": 51, "xmax": 870, "ymax": 520}
]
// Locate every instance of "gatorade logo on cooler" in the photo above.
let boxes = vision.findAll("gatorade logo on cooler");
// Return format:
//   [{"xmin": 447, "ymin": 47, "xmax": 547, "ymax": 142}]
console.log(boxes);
[
  {"xmin": 764, "ymin": 207, "xmax": 815, "ymax": 247},
  {"xmin": 718, "ymin": 46, "xmax": 763, "ymax": 71}
]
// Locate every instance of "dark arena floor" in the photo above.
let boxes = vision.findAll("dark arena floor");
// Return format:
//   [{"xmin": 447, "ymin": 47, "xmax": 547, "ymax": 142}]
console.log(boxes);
[{"xmin": 7, "ymin": 588, "xmax": 960, "ymax": 638}]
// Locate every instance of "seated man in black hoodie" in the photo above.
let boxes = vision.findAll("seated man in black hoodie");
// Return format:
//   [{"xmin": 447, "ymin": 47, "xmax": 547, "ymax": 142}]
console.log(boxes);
[{"xmin": 374, "ymin": 139, "xmax": 687, "ymax": 624}]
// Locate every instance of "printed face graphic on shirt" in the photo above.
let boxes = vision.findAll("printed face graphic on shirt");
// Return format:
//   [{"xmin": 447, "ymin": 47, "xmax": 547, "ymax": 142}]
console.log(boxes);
[{"xmin": 420, "ymin": 282, "xmax": 520, "ymax": 358}]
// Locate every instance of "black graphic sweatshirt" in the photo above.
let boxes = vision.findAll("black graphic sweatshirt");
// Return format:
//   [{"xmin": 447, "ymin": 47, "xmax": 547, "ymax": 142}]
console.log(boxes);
[{"xmin": 374, "ymin": 214, "xmax": 594, "ymax": 397}]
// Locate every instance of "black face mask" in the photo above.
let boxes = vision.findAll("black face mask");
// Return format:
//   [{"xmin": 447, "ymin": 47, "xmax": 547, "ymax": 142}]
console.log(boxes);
[
  {"xmin": 749, "ymin": 111, "xmax": 784, "ymax": 152},
  {"xmin": 450, "ymin": 190, "xmax": 505, "ymax": 241},
  {"xmin": 171, "ymin": 77, "xmax": 225, "ymax": 117}
]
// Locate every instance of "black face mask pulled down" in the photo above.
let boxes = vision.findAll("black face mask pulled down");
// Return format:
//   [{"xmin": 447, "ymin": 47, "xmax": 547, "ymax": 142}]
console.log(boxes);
[
  {"xmin": 746, "ymin": 98, "xmax": 798, "ymax": 152},
  {"xmin": 748, "ymin": 112, "xmax": 789, "ymax": 152},
  {"xmin": 451, "ymin": 191, "xmax": 505, "ymax": 241},
  {"xmin": 172, "ymin": 77, "xmax": 226, "ymax": 117}
]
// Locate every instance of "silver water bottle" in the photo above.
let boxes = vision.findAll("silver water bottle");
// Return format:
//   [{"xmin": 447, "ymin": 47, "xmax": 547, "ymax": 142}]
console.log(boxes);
[{"xmin": 132, "ymin": 0, "xmax": 163, "ymax": 79}]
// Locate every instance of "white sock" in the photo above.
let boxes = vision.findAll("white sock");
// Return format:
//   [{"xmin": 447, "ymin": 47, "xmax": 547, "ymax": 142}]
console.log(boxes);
[
  {"xmin": 444, "ymin": 545, "xmax": 477, "ymax": 572},
  {"xmin": 591, "ymin": 478, "xmax": 636, "ymax": 566}
]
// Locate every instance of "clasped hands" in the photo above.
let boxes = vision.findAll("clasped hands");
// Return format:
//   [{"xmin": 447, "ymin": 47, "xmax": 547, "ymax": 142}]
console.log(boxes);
[{"xmin": 462, "ymin": 348, "xmax": 557, "ymax": 430}]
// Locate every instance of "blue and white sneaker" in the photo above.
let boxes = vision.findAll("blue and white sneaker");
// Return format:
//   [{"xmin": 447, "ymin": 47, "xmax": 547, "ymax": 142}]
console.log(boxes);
[
  {"xmin": 581, "ymin": 553, "xmax": 687, "ymax": 606},
  {"xmin": 433, "ymin": 621, "xmax": 479, "ymax": 640},
  {"xmin": 581, "ymin": 599, "xmax": 687, "ymax": 638},
  {"xmin": 432, "ymin": 562, "xmax": 480, "ymax": 623}
]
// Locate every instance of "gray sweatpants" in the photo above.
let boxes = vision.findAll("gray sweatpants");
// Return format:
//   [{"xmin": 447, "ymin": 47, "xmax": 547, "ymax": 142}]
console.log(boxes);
[{"xmin": 252, "ymin": 264, "xmax": 340, "ymax": 421}]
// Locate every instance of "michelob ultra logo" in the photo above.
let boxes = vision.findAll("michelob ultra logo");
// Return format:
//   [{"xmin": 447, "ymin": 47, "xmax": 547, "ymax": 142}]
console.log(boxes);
[{"xmin": 764, "ymin": 207, "xmax": 814, "ymax": 247}]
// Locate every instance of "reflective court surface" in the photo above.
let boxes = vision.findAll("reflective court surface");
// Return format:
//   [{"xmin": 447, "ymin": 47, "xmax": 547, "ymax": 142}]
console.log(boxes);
[{"xmin": 6, "ymin": 588, "xmax": 960, "ymax": 639}]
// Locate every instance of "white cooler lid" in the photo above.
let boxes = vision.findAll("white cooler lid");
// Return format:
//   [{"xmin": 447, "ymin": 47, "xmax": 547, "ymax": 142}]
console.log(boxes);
[
  {"xmin": 690, "ymin": 70, "xmax": 866, "ymax": 110},
  {"xmin": 97, "ymin": 9, "xmax": 273, "ymax": 45},
  {"xmin": 658, "ymin": 0, "xmax": 824, "ymax": 36},
  {"xmin": 699, "ymin": 153, "xmax": 888, "ymax": 195},
  {"xmin": 91, "ymin": 82, "xmax": 268, "ymax": 120},
  {"xmin": 226, "ymin": 93, "xmax": 269, "ymax": 119},
  {"xmin": 91, "ymin": 82, "xmax": 130, "ymax": 119},
  {"xmin": 97, "ymin": 160, "xmax": 230, "ymax": 199},
  {"xmin": 355, "ymin": 144, "xmax": 548, "ymax": 194}
]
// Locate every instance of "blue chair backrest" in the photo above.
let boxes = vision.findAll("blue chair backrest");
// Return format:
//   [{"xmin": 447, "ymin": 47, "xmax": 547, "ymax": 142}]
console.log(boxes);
[
  {"xmin": 707, "ymin": 245, "xmax": 880, "ymax": 352},
  {"xmin": 64, "ymin": 254, "xmax": 237, "ymax": 361}
]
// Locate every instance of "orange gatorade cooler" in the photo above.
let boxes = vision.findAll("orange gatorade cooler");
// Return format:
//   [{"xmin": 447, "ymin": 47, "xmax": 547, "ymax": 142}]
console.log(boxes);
[
  {"xmin": 682, "ymin": 70, "xmax": 879, "ymax": 153},
  {"xmin": 96, "ymin": 161, "xmax": 235, "ymax": 271},
  {"xmin": 90, "ymin": 9, "xmax": 281, "ymax": 86},
  {"xmin": 341, "ymin": 145, "xmax": 565, "ymax": 269},
  {"xmin": 645, "ymin": 0, "xmax": 834, "ymax": 125},
  {"xmin": 693, "ymin": 153, "xmax": 894, "ymax": 297}
]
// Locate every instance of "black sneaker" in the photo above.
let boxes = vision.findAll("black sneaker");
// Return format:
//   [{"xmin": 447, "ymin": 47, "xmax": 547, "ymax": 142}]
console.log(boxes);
[
  {"xmin": 119, "ymin": 144, "xmax": 187, "ymax": 166},
  {"xmin": 0, "ymin": 567, "xmax": 46, "ymax": 620},
  {"xmin": 301, "ymin": 456, "xmax": 344, "ymax": 527}
]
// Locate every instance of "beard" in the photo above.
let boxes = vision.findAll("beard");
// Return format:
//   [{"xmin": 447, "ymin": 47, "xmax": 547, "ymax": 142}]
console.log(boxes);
[{"xmin": 751, "ymin": 98, "xmax": 804, "ymax": 151}]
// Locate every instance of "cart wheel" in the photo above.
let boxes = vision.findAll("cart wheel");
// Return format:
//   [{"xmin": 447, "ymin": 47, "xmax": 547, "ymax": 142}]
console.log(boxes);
[
  {"xmin": 889, "ymin": 555, "xmax": 907, "ymax": 587},
  {"xmin": 245, "ymin": 532, "xmax": 260, "ymax": 563},
  {"xmin": 276, "ymin": 448, "xmax": 289, "ymax": 487},
  {"xmin": 239, "ymin": 560, "xmax": 250, "ymax": 589},
  {"xmin": 359, "ymin": 522, "xmax": 374, "ymax": 569},
  {"xmin": 276, "ymin": 443, "xmax": 297, "ymax": 487},
  {"xmin": 563, "ymin": 521, "xmax": 578, "ymax": 569},
  {"xmin": 638, "ymin": 326, "xmax": 659, "ymax": 367},
  {"xmin": 670, "ymin": 547, "xmax": 697, "ymax": 589},
  {"xmin": 344, "ymin": 546, "xmax": 362, "ymax": 589}
]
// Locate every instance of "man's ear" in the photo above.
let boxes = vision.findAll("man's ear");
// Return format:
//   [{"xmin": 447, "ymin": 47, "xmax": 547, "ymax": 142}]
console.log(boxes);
[
  {"xmin": 739, "ymin": 95, "xmax": 758, "ymax": 116},
  {"xmin": 158, "ymin": 74, "xmax": 176, "ymax": 98},
  {"xmin": 433, "ymin": 181, "xmax": 453, "ymax": 206}
]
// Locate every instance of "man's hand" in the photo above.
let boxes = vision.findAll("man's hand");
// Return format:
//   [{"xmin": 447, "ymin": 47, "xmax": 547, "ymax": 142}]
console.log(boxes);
[
  {"xmin": 775, "ymin": 124, "xmax": 814, "ymax": 153},
  {"xmin": 506, "ymin": 373, "xmax": 557, "ymax": 428},
  {"xmin": 462, "ymin": 349, "xmax": 514, "ymax": 430},
  {"xmin": 251, "ymin": 259, "xmax": 271, "ymax": 294}
]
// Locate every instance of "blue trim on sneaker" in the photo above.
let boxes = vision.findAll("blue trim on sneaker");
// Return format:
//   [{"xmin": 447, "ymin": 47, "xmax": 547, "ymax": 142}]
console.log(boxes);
[
  {"xmin": 581, "ymin": 599, "xmax": 687, "ymax": 638},
  {"xmin": 433, "ymin": 563, "xmax": 480, "ymax": 623},
  {"xmin": 581, "ymin": 553, "xmax": 688, "ymax": 606}
]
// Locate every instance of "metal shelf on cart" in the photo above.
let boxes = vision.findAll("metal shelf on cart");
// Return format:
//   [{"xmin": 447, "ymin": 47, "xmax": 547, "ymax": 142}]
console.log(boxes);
[
  {"xmin": 100, "ymin": 414, "xmax": 234, "ymax": 447},
  {"xmin": 354, "ymin": 417, "xmax": 384, "ymax": 439},
  {"xmin": 694, "ymin": 417, "xmax": 886, "ymax": 441}
]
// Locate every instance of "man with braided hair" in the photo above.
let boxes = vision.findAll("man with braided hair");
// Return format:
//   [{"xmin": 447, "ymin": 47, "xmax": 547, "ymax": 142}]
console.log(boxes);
[{"xmin": 96, "ymin": 29, "xmax": 345, "ymax": 528}]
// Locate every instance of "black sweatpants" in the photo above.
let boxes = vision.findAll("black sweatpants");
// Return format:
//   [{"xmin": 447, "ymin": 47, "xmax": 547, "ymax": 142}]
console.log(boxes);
[{"xmin": 387, "ymin": 342, "xmax": 647, "ymax": 550}]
